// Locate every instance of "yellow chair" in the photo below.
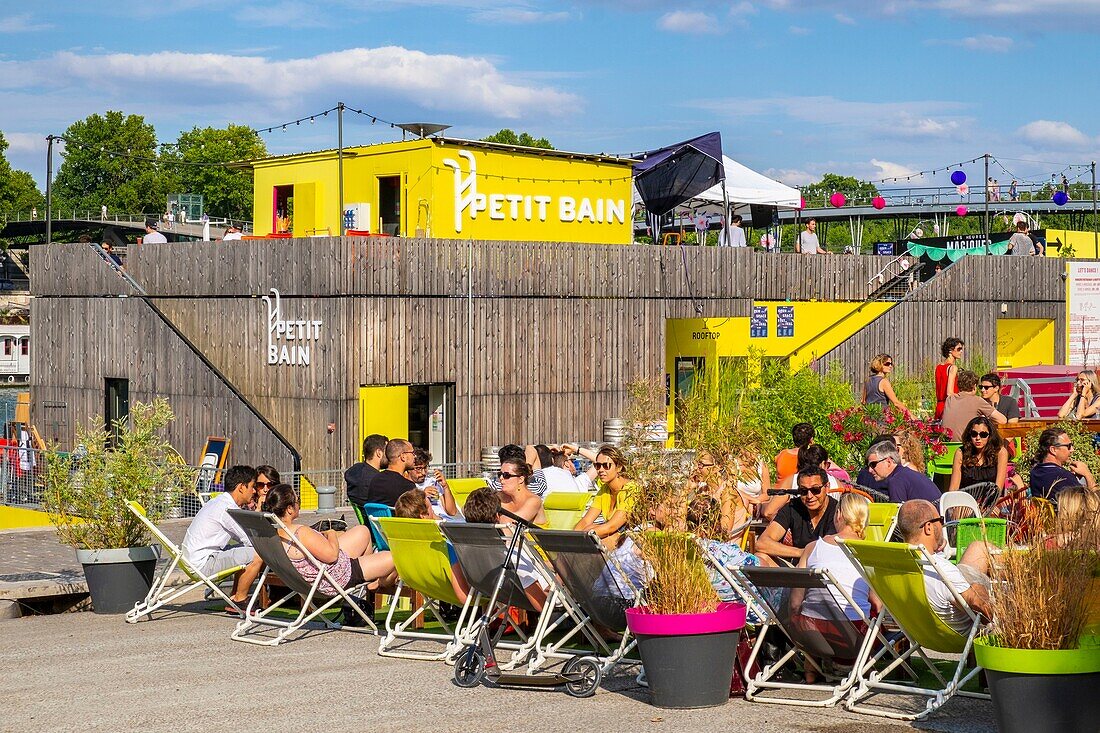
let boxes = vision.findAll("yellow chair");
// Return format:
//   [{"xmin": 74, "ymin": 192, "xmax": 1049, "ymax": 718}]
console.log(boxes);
[
  {"xmin": 447, "ymin": 477, "xmax": 488, "ymax": 514},
  {"xmin": 542, "ymin": 491, "xmax": 592, "ymax": 530}
]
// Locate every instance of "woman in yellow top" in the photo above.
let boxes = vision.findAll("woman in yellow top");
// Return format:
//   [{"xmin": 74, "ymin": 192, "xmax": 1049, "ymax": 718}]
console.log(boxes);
[{"xmin": 573, "ymin": 445, "xmax": 636, "ymax": 546}]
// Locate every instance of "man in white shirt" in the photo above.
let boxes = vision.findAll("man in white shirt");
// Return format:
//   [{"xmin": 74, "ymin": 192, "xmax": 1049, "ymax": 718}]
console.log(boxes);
[
  {"xmin": 897, "ymin": 499, "xmax": 993, "ymax": 633},
  {"xmin": 798, "ymin": 219, "xmax": 826, "ymax": 254},
  {"xmin": 141, "ymin": 220, "xmax": 167, "ymax": 244},
  {"xmin": 719, "ymin": 214, "xmax": 747, "ymax": 247},
  {"xmin": 223, "ymin": 224, "xmax": 243, "ymax": 241},
  {"xmin": 181, "ymin": 465, "xmax": 259, "ymax": 599}
]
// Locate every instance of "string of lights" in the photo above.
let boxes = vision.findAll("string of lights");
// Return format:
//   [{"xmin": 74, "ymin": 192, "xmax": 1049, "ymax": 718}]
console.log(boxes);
[{"xmin": 870, "ymin": 155, "xmax": 986, "ymax": 184}]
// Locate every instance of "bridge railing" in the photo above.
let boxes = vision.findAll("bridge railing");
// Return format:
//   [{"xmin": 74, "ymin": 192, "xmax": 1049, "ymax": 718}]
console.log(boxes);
[
  {"xmin": 801, "ymin": 182, "xmax": 1091, "ymax": 209},
  {"xmin": 1, "ymin": 210, "xmax": 252, "ymax": 232}
]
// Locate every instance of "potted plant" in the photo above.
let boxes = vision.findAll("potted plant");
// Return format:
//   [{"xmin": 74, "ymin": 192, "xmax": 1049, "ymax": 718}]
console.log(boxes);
[
  {"xmin": 42, "ymin": 398, "xmax": 193, "ymax": 614},
  {"xmin": 973, "ymin": 506, "xmax": 1100, "ymax": 732},
  {"xmin": 621, "ymin": 378, "xmax": 750, "ymax": 708}
]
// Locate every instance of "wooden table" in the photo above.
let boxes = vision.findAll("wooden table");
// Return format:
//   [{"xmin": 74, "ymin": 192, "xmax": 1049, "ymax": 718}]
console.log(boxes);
[{"xmin": 999, "ymin": 419, "xmax": 1100, "ymax": 441}]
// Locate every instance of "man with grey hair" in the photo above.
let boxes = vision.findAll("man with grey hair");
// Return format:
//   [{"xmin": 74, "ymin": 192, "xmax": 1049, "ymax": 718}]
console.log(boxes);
[
  {"xmin": 896, "ymin": 499, "xmax": 992, "ymax": 632},
  {"xmin": 365, "ymin": 438, "xmax": 416, "ymax": 507},
  {"xmin": 866, "ymin": 440, "xmax": 940, "ymax": 503}
]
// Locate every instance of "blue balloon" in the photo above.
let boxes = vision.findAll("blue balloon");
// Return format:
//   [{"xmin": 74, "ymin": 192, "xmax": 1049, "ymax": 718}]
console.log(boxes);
[
  {"xmin": 1053, "ymin": 191, "xmax": 1069, "ymax": 206},
  {"xmin": 950, "ymin": 170, "xmax": 966, "ymax": 186}
]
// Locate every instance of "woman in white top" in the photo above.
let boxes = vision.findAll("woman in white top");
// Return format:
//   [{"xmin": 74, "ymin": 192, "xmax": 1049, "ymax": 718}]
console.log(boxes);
[{"xmin": 790, "ymin": 493, "xmax": 882, "ymax": 679}]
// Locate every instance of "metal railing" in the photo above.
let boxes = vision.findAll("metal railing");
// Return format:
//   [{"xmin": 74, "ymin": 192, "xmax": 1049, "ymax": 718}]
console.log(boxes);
[
  {"xmin": 802, "ymin": 182, "xmax": 1092, "ymax": 210},
  {"xmin": 1, "ymin": 210, "xmax": 253, "ymax": 232}
]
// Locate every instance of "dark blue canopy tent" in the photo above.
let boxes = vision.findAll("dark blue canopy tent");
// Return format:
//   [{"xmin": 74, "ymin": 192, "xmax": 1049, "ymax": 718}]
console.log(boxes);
[{"xmin": 633, "ymin": 132, "xmax": 727, "ymax": 242}]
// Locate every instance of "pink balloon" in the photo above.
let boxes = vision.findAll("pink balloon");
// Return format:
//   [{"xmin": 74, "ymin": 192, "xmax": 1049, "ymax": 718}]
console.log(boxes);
[
  {"xmin": 800, "ymin": 197, "xmax": 806, "ymax": 209},
  {"xmin": 872, "ymin": 196, "xmax": 886, "ymax": 210},
  {"xmin": 957, "ymin": 183, "xmax": 969, "ymax": 195},
  {"xmin": 829, "ymin": 192, "xmax": 847, "ymax": 208},
  {"xmin": 956, "ymin": 205, "xmax": 968, "ymax": 217}
]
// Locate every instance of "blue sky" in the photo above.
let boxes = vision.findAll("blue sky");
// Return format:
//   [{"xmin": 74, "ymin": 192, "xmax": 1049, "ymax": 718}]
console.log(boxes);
[{"xmin": 3, "ymin": 0, "xmax": 1100, "ymax": 190}]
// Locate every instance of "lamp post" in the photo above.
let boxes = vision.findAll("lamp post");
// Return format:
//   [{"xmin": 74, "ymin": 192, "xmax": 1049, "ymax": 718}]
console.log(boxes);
[
  {"xmin": 337, "ymin": 102, "xmax": 345, "ymax": 237},
  {"xmin": 983, "ymin": 153, "xmax": 990, "ymax": 255},
  {"xmin": 45, "ymin": 135, "xmax": 55, "ymax": 244}
]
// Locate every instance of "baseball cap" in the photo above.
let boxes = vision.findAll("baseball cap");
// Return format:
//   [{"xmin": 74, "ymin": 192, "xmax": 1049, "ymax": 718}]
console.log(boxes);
[{"xmin": 145, "ymin": 219, "xmax": 159, "ymax": 230}]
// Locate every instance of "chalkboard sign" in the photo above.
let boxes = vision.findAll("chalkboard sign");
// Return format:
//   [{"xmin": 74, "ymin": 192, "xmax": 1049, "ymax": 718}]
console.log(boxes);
[
  {"xmin": 776, "ymin": 306, "xmax": 795, "ymax": 338},
  {"xmin": 750, "ymin": 306, "xmax": 768, "ymax": 338}
]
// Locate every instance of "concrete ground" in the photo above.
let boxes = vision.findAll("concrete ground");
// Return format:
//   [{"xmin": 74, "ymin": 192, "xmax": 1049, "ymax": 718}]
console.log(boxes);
[{"xmin": 1, "ymin": 596, "xmax": 996, "ymax": 733}]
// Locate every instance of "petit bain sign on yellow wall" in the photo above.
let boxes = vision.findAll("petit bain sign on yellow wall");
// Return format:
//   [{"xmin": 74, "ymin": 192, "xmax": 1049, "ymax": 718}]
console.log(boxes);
[{"xmin": 250, "ymin": 139, "xmax": 634, "ymax": 244}]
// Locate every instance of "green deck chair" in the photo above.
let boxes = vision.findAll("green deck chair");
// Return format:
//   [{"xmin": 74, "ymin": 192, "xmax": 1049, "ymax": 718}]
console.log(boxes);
[
  {"xmin": 837, "ymin": 539, "xmax": 988, "ymax": 721},
  {"xmin": 375, "ymin": 517, "xmax": 475, "ymax": 661},
  {"xmin": 446, "ymin": 477, "xmax": 488, "ymax": 515},
  {"xmin": 865, "ymin": 503, "xmax": 900, "ymax": 543},
  {"xmin": 926, "ymin": 442, "xmax": 962, "ymax": 483},
  {"xmin": 124, "ymin": 500, "xmax": 245, "ymax": 622},
  {"xmin": 542, "ymin": 491, "xmax": 592, "ymax": 530}
]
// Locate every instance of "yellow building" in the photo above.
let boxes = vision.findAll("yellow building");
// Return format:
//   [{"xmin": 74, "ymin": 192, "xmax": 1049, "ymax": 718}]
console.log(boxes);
[{"xmin": 248, "ymin": 138, "xmax": 634, "ymax": 244}]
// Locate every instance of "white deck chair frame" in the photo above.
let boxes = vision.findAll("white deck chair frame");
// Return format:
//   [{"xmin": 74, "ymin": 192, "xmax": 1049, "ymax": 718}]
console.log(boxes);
[
  {"xmin": 373, "ymin": 517, "xmax": 478, "ymax": 662},
  {"xmin": 228, "ymin": 509, "xmax": 378, "ymax": 646},
  {"xmin": 737, "ymin": 565, "xmax": 915, "ymax": 708},
  {"xmin": 837, "ymin": 539, "xmax": 989, "ymax": 721},
  {"xmin": 524, "ymin": 528, "xmax": 644, "ymax": 675},
  {"xmin": 124, "ymin": 500, "xmax": 244, "ymax": 623}
]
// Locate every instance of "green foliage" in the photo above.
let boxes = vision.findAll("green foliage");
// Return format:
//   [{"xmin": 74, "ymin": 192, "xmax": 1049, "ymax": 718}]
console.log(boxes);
[
  {"xmin": 52, "ymin": 110, "xmax": 173, "ymax": 214},
  {"xmin": 801, "ymin": 173, "xmax": 879, "ymax": 208},
  {"xmin": 480, "ymin": 128, "xmax": 554, "ymax": 149},
  {"xmin": 163, "ymin": 125, "xmax": 266, "ymax": 219},
  {"xmin": 1018, "ymin": 420, "xmax": 1100, "ymax": 486},
  {"xmin": 0, "ymin": 131, "xmax": 44, "ymax": 216},
  {"xmin": 42, "ymin": 398, "xmax": 195, "ymax": 550}
]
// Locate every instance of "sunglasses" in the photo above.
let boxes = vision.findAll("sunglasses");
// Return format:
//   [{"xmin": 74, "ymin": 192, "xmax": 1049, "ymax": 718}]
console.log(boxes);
[
  {"xmin": 1053, "ymin": 442, "xmax": 1074, "ymax": 450},
  {"xmin": 498, "ymin": 471, "xmax": 523, "ymax": 480},
  {"xmin": 696, "ymin": 461, "xmax": 716, "ymax": 468},
  {"xmin": 867, "ymin": 457, "xmax": 891, "ymax": 469},
  {"xmin": 971, "ymin": 431, "xmax": 990, "ymax": 439},
  {"xmin": 798, "ymin": 485, "xmax": 825, "ymax": 496},
  {"xmin": 979, "ymin": 384, "xmax": 996, "ymax": 390},
  {"xmin": 255, "ymin": 481, "xmax": 275, "ymax": 489},
  {"xmin": 592, "ymin": 461, "xmax": 613, "ymax": 470},
  {"xmin": 922, "ymin": 515, "xmax": 945, "ymax": 528},
  {"xmin": 883, "ymin": 361, "xmax": 893, "ymax": 367}
]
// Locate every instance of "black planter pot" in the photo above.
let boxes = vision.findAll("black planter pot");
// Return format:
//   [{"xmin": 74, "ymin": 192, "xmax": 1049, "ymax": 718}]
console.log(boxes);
[
  {"xmin": 626, "ymin": 602, "xmax": 747, "ymax": 709},
  {"xmin": 975, "ymin": 637, "xmax": 1100, "ymax": 733},
  {"xmin": 76, "ymin": 546, "xmax": 158, "ymax": 614}
]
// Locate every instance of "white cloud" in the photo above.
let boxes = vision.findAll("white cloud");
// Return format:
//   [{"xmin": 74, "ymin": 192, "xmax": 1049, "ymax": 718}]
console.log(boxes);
[
  {"xmin": 0, "ymin": 47, "xmax": 577, "ymax": 120},
  {"xmin": 925, "ymin": 34, "xmax": 1015, "ymax": 52},
  {"xmin": 471, "ymin": 7, "xmax": 572, "ymax": 23},
  {"xmin": 1017, "ymin": 120, "xmax": 1092, "ymax": 148},
  {"xmin": 871, "ymin": 158, "xmax": 916, "ymax": 179},
  {"xmin": 892, "ymin": 116, "xmax": 961, "ymax": 138},
  {"xmin": 834, "ymin": 12, "xmax": 856, "ymax": 24},
  {"xmin": 3, "ymin": 132, "xmax": 45, "ymax": 154},
  {"xmin": 0, "ymin": 13, "xmax": 51, "ymax": 32},
  {"xmin": 789, "ymin": 25, "xmax": 811, "ymax": 35},
  {"xmin": 658, "ymin": 10, "xmax": 723, "ymax": 33},
  {"xmin": 763, "ymin": 167, "xmax": 817, "ymax": 186}
]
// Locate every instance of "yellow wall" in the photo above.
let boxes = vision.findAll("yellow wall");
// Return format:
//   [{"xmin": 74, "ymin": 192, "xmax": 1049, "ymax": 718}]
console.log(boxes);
[
  {"xmin": 251, "ymin": 140, "xmax": 633, "ymax": 244},
  {"xmin": 1045, "ymin": 229, "xmax": 1100, "ymax": 259},
  {"xmin": 664, "ymin": 300, "xmax": 895, "ymax": 435},
  {"xmin": 0, "ymin": 505, "xmax": 55, "ymax": 530},
  {"xmin": 997, "ymin": 318, "xmax": 1055, "ymax": 368}
]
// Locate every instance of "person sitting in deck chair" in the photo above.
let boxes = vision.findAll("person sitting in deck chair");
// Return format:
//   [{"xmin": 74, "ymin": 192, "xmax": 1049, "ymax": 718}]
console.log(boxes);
[
  {"xmin": 394, "ymin": 488, "xmax": 471, "ymax": 602},
  {"xmin": 181, "ymin": 465, "xmax": 265, "ymax": 606},
  {"xmin": 897, "ymin": 499, "xmax": 993, "ymax": 632},
  {"xmin": 263, "ymin": 484, "xmax": 397, "ymax": 596},
  {"xmin": 462, "ymin": 486, "xmax": 548, "ymax": 610}
]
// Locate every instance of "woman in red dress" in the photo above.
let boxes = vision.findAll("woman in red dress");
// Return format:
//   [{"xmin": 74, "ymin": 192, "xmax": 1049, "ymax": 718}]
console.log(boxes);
[{"xmin": 934, "ymin": 337, "xmax": 965, "ymax": 420}]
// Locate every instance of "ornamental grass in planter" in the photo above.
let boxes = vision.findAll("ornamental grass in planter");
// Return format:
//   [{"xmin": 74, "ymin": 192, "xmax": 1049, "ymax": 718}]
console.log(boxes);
[
  {"xmin": 42, "ymin": 398, "xmax": 195, "ymax": 613},
  {"xmin": 975, "ymin": 501, "xmax": 1100, "ymax": 733},
  {"xmin": 620, "ymin": 378, "xmax": 752, "ymax": 708}
]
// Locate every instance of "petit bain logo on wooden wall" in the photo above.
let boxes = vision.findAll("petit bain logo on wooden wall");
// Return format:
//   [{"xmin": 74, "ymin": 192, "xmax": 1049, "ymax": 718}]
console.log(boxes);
[{"xmin": 261, "ymin": 288, "xmax": 322, "ymax": 366}]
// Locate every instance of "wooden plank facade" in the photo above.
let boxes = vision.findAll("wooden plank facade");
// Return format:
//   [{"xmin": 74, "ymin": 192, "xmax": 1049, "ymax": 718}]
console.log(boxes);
[{"xmin": 31, "ymin": 239, "xmax": 1070, "ymax": 470}]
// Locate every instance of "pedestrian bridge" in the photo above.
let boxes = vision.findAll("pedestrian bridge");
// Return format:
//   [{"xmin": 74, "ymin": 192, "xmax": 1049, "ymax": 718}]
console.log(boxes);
[{"xmin": 0, "ymin": 212, "xmax": 252, "ymax": 244}]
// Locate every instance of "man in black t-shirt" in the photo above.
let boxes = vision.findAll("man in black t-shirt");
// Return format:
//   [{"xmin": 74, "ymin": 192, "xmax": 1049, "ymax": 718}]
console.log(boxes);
[
  {"xmin": 345, "ymin": 433, "xmax": 387, "ymax": 508},
  {"xmin": 366, "ymin": 439, "xmax": 417, "ymax": 507},
  {"xmin": 755, "ymin": 467, "xmax": 839, "ymax": 563},
  {"xmin": 979, "ymin": 373, "xmax": 1020, "ymax": 423}
]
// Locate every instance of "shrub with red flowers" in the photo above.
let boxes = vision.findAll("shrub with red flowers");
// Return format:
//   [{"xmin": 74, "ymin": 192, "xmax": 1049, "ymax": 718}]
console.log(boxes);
[{"xmin": 827, "ymin": 404, "xmax": 952, "ymax": 473}]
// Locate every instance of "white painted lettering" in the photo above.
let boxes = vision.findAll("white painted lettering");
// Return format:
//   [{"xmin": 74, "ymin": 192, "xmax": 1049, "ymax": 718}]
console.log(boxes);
[
  {"xmin": 577, "ymin": 197, "xmax": 596, "ymax": 223},
  {"xmin": 268, "ymin": 345, "xmax": 279, "ymax": 364},
  {"xmin": 534, "ymin": 196, "xmax": 551, "ymax": 222},
  {"xmin": 505, "ymin": 194, "xmax": 523, "ymax": 220},
  {"xmin": 607, "ymin": 199, "xmax": 625, "ymax": 224},
  {"xmin": 488, "ymin": 194, "xmax": 505, "ymax": 220},
  {"xmin": 559, "ymin": 196, "xmax": 576, "ymax": 222}
]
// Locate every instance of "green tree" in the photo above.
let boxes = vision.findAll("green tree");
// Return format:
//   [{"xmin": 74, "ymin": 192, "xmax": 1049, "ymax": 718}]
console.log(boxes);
[
  {"xmin": 164, "ymin": 125, "xmax": 267, "ymax": 219},
  {"xmin": 0, "ymin": 131, "xmax": 44, "ymax": 217},
  {"xmin": 480, "ymin": 128, "xmax": 554, "ymax": 149},
  {"xmin": 52, "ymin": 111, "xmax": 174, "ymax": 215},
  {"xmin": 801, "ymin": 173, "xmax": 879, "ymax": 208}
]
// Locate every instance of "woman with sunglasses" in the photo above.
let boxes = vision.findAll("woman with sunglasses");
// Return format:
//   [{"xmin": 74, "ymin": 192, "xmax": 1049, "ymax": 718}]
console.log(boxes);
[
  {"xmin": 247, "ymin": 465, "xmax": 281, "ymax": 511},
  {"xmin": 692, "ymin": 450, "xmax": 770, "ymax": 543},
  {"xmin": 934, "ymin": 337, "xmax": 965, "ymax": 420},
  {"xmin": 495, "ymin": 459, "xmax": 548, "ymax": 527},
  {"xmin": 1057, "ymin": 369, "xmax": 1100, "ymax": 420},
  {"xmin": 862, "ymin": 354, "xmax": 907, "ymax": 412},
  {"xmin": 573, "ymin": 445, "xmax": 637, "ymax": 544},
  {"xmin": 948, "ymin": 417, "xmax": 1008, "ymax": 491}
]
